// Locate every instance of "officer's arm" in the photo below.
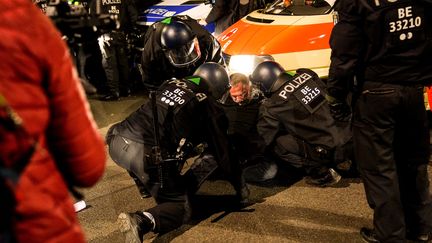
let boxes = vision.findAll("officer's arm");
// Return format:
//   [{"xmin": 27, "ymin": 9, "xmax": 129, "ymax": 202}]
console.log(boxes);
[
  {"xmin": 141, "ymin": 28, "xmax": 161, "ymax": 84},
  {"xmin": 327, "ymin": 0, "xmax": 364, "ymax": 101},
  {"xmin": 209, "ymin": 36, "xmax": 226, "ymax": 66},
  {"xmin": 141, "ymin": 50, "xmax": 157, "ymax": 84},
  {"xmin": 256, "ymin": 100, "xmax": 281, "ymax": 147},
  {"xmin": 205, "ymin": 0, "xmax": 226, "ymax": 23}
]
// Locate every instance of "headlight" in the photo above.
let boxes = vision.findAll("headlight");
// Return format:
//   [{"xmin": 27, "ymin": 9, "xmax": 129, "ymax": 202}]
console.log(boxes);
[{"xmin": 227, "ymin": 55, "xmax": 274, "ymax": 76}]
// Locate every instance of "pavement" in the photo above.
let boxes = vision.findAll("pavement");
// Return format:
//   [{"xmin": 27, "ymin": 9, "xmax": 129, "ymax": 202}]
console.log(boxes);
[{"xmin": 77, "ymin": 93, "xmax": 432, "ymax": 243}]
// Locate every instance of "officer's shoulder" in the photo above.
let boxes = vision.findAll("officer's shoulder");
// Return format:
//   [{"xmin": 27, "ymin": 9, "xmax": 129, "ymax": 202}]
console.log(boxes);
[{"xmin": 295, "ymin": 68, "xmax": 319, "ymax": 78}]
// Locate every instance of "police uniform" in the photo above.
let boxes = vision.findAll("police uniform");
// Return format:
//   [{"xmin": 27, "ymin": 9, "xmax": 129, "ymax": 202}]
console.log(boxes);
[
  {"xmin": 106, "ymin": 77, "xmax": 244, "ymax": 233},
  {"xmin": 90, "ymin": 0, "xmax": 138, "ymax": 98},
  {"xmin": 327, "ymin": 0, "xmax": 432, "ymax": 241},
  {"xmin": 141, "ymin": 15, "xmax": 225, "ymax": 89},
  {"xmin": 257, "ymin": 69, "xmax": 352, "ymax": 173}
]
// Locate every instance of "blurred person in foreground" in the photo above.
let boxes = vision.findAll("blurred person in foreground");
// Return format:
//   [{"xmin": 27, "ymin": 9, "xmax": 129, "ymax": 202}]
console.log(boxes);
[
  {"xmin": 0, "ymin": 1, "xmax": 106, "ymax": 242},
  {"xmin": 105, "ymin": 62, "xmax": 249, "ymax": 242},
  {"xmin": 141, "ymin": 15, "xmax": 225, "ymax": 89},
  {"xmin": 253, "ymin": 61, "xmax": 353, "ymax": 187},
  {"xmin": 326, "ymin": 0, "xmax": 432, "ymax": 241},
  {"xmin": 219, "ymin": 73, "xmax": 278, "ymax": 183}
]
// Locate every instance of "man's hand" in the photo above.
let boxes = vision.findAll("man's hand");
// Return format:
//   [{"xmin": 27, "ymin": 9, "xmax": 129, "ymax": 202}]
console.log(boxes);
[{"xmin": 325, "ymin": 94, "xmax": 351, "ymax": 122}]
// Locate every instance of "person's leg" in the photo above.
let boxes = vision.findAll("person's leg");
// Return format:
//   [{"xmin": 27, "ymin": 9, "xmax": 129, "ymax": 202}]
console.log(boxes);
[
  {"xmin": 77, "ymin": 44, "xmax": 97, "ymax": 94},
  {"xmin": 115, "ymin": 33, "xmax": 131, "ymax": 96},
  {"xmin": 272, "ymin": 134, "xmax": 340, "ymax": 187},
  {"xmin": 353, "ymin": 82, "xmax": 405, "ymax": 242},
  {"xmin": 128, "ymin": 171, "xmax": 151, "ymax": 199},
  {"xmin": 107, "ymin": 133, "xmax": 146, "ymax": 182},
  {"xmin": 396, "ymin": 86, "xmax": 432, "ymax": 241},
  {"xmin": 182, "ymin": 153, "xmax": 219, "ymax": 194},
  {"xmin": 118, "ymin": 158, "xmax": 190, "ymax": 242},
  {"xmin": 106, "ymin": 126, "xmax": 150, "ymax": 198},
  {"xmin": 99, "ymin": 33, "xmax": 119, "ymax": 100}
]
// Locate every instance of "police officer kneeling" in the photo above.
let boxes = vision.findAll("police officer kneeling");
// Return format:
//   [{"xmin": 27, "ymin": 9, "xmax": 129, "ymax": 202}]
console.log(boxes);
[
  {"xmin": 252, "ymin": 61, "xmax": 354, "ymax": 187},
  {"xmin": 105, "ymin": 62, "xmax": 249, "ymax": 242}
]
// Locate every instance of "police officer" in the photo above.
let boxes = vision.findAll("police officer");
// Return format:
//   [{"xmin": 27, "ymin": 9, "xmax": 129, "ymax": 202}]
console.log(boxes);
[
  {"xmin": 90, "ymin": 0, "xmax": 138, "ymax": 100},
  {"xmin": 141, "ymin": 15, "xmax": 225, "ymax": 89},
  {"xmin": 326, "ymin": 0, "xmax": 432, "ymax": 241},
  {"xmin": 106, "ymin": 62, "xmax": 249, "ymax": 242},
  {"xmin": 253, "ymin": 61, "xmax": 353, "ymax": 187}
]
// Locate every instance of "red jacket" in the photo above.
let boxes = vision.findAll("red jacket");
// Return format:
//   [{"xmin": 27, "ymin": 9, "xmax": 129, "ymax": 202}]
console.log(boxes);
[{"xmin": 0, "ymin": 1, "xmax": 106, "ymax": 242}]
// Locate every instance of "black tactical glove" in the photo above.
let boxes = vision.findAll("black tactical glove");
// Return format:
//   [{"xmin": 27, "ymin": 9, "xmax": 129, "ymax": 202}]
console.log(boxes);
[{"xmin": 325, "ymin": 94, "xmax": 351, "ymax": 122}]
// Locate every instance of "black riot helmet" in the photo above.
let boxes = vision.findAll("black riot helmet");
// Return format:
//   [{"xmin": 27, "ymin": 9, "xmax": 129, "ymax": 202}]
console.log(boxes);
[
  {"xmin": 160, "ymin": 19, "xmax": 201, "ymax": 67},
  {"xmin": 193, "ymin": 62, "xmax": 230, "ymax": 100},
  {"xmin": 250, "ymin": 61, "xmax": 287, "ymax": 97}
]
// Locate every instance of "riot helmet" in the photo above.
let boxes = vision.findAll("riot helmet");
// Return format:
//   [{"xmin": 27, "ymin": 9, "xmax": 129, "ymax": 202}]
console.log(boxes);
[
  {"xmin": 250, "ymin": 61, "xmax": 286, "ymax": 97},
  {"xmin": 161, "ymin": 19, "xmax": 201, "ymax": 67},
  {"xmin": 193, "ymin": 62, "xmax": 230, "ymax": 100}
]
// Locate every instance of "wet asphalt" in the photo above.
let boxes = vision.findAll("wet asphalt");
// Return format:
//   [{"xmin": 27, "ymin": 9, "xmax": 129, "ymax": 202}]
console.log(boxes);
[{"xmin": 77, "ymin": 93, "xmax": 431, "ymax": 243}]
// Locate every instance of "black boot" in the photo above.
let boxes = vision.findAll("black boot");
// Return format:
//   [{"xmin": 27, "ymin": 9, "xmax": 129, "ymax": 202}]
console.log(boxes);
[
  {"xmin": 305, "ymin": 167, "xmax": 341, "ymax": 187},
  {"xmin": 360, "ymin": 227, "xmax": 380, "ymax": 243},
  {"xmin": 80, "ymin": 78, "xmax": 97, "ymax": 94},
  {"xmin": 407, "ymin": 231, "xmax": 432, "ymax": 243},
  {"xmin": 101, "ymin": 91, "xmax": 120, "ymax": 101},
  {"xmin": 236, "ymin": 182, "xmax": 250, "ymax": 205},
  {"xmin": 117, "ymin": 211, "xmax": 153, "ymax": 243},
  {"xmin": 231, "ymin": 172, "xmax": 250, "ymax": 205}
]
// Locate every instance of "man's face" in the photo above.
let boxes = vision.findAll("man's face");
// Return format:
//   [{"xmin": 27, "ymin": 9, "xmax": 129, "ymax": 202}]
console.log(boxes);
[{"xmin": 229, "ymin": 82, "xmax": 250, "ymax": 104}]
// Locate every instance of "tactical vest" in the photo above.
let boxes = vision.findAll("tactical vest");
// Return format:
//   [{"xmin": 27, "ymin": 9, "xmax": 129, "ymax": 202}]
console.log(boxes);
[{"xmin": 270, "ymin": 69, "xmax": 345, "ymax": 149}]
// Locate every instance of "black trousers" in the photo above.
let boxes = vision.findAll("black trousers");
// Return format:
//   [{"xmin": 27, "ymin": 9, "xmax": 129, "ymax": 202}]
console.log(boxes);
[
  {"xmin": 99, "ymin": 31, "xmax": 130, "ymax": 95},
  {"xmin": 106, "ymin": 126, "xmax": 216, "ymax": 233},
  {"xmin": 272, "ymin": 133, "xmax": 352, "ymax": 171},
  {"xmin": 353, "ymin": 82, "xmax": 432, "ymax": 242}
]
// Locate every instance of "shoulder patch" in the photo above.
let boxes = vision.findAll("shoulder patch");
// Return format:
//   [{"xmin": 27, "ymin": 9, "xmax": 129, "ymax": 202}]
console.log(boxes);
[
  {"xmin": 161, "ymin": 17, "xmax": 172, "ymax": 24},
  {"xmin": 286, "ymin": 71, "xmax": 296, "ymax": 76},
  {"xmin": 187, "ymin": 77, "xmax": 201, "ymax": 85}
]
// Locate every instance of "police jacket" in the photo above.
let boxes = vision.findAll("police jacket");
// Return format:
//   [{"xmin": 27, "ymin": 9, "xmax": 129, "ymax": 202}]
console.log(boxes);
[
  {"xmin": 141, "ymin": 15, "xmax": 225, "ymax": 88},
  {"xmin": 257, "ymin": 69, "xmax": 351, "ymax": 150},
  {"xmin": 327, "ymin": 0, "xmax": 432, "ymax": 99},
  {"xmin": 90, "ymin": 0, "xmax": 138, "ymax": 32},
  {"xmin": 114, "ymin": 77, "xmax": 237, "ymax": 174}
]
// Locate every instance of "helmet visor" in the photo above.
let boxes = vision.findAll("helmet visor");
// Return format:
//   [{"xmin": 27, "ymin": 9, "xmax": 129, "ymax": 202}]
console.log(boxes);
[{"xmin": 165, "ymin": 37, "xmax": 201, "ymax": 67}]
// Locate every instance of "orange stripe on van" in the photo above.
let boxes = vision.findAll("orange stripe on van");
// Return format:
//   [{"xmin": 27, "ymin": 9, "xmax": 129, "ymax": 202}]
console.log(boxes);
[{"xmin": 218, "ymin": 20, "xmax": 333, "ymax": 55}]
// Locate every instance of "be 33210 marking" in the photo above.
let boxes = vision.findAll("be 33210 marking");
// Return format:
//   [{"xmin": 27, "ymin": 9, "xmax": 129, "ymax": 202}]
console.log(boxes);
[{"xmin": 388, "ymin": 6, "xmax": 422, "ymax": 41}]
